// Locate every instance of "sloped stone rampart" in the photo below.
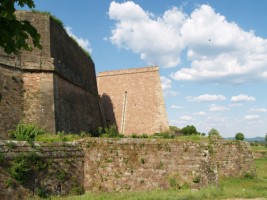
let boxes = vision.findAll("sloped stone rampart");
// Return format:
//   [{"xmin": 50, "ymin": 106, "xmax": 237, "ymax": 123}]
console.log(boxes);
[{"xmin": 0, "ymin": 11, "xmax": 103, "ymax": 136}]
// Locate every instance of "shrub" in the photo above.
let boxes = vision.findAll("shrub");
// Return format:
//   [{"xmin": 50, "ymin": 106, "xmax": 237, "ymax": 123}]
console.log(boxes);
[
  {"xmin": 9, "ymin": 161, "xmax": 29, "ymax": 183},
  {"xmin": 36, "ymin": 186, "xmax": 49, "ymax": 198},
  {"xmin": 6, "ymin": 141, "xmax": 16, "ymax": 149},
  {"xmin": 169, "ymin": 126, "xmax": 182, "ymax": 135},
  {"xmin": 5, "ymin": 178, "xmax": 16, "ymax": 189},
  {"xmin": 131, "ymin": 133, "xmax": 138, "ymax": 138},
  {"xmin": 71, "ymin": 186, "xmax": 85, "ymax": 195},
  {"xmin": 153, "ymin": 132, "xmax": 175, "ymax": 139},
  {"xmin": 181, "ymin": 125, "xmax": 199, "ymax": 135},
  {"xmin": 235, "ymin": 132, "xmax": 245, "ymax": 141},
  {"xmin": 100, "ymin": 124, "xmax": 124, "ymax": 138},
  {"xmin": 8, "ymin": 152, "xmax": 41, "ymax": 184},
  {"xmin": 9, "ymin": 122, "xmax": 45, "ymax": 141},
  {"xmin": 208, "ymin": 128, "xmax": 220, "ymax": 137},
  {"xmin": 56, "ymin": 170, "xmax": 67, "ymax": 181}
]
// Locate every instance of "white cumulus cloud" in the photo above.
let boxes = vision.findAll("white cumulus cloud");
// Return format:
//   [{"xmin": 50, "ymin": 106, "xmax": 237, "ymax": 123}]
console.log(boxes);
[
  {"xmin": 231, "ymin": 94, "xmax": 256, "ymax": 102},
  {"xmin": 194, "ymin": 111, "xmax": 207, "ymax": 116},
  {"xmin": 160, "ymin": 76, "xmax": 172, "ymax": 90},
  {"xmin": 248, "ymin": 108, "xmax": 267, "ymax": 113},
  {"xmin": 187, "ymin": 94, "xmax": 226, "ymax": 102},
  {"xmin": 209, "ymin": 104, "xmax": 230, "ymax": 112},
  {"xmin": 180, "ymin": 115, "xmax": 193, "ymax": 121},
  {"xmin": 109, "ymin": 1, "xmax": 185, "ymax": 68},
  {"xmin": 163, "ymin": 90, "xmax": 179, "ymax": 97},
  {"xmin": 160, "ymin": 76, "xmax": 180, "ymax": 97},
  {"xmin": 108, "ymin": 2, "xmax": 267, "ymax": 84},
  {"xmin": 228, "ymin": 103, "xmax": 243, "ymax": 107},
  {"xmin": 172, "ymin": 5, "xmax": 267, "ymax": 84},
  {"xmin": 65, "ymin": 26, "xmax": 92, "ymax": 53},
  {"xmin": 171, "ymin": 105, "xmax": 185, "ymax": 109},
  {"xmin": 244, "ymin": 115, "xmax": 260, "ymax": 120}
]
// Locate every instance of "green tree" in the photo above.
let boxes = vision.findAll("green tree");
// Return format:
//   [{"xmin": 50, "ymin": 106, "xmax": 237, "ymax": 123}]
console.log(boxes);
[
  {"xmin": 235, "ymin": 132, "xmax": 245, "ymax": 141},
  {"xmin": 0, "ymin": 0, "xmax": 42, "ymax": 54},
  {"xmin": 208, "ymin": 128, "xmax": 220, "ymax": 137},
  {"xmin": 181, "ymin": 125, "xmax": 198, "ymax": 135}
]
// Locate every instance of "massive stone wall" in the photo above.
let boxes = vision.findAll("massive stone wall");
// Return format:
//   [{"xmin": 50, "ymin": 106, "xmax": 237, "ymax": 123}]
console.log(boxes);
[
  {"xmin": 0, "ymin": 11, "xmax": 103, "ymax": 137},
  {"xmin": 97, "ymin": 67, "xmax": 169, "ymax": 135}
]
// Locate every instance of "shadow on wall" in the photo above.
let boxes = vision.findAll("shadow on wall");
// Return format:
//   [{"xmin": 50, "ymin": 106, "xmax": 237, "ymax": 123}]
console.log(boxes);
[
  {"xmin": 0, "ymin": 65, "xmax": 24, "ymax": 139},
  {"xmin": 100, "ymin": 93, "xmax": 117, "ymax": 131}
]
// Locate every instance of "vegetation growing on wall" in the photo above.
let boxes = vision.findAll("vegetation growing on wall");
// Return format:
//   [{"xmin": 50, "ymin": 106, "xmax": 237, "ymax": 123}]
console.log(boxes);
[
  {"xmin": 32, "ymin": 10, "xmax": 64, "ymax": 28},
  {"xmin": 1, "ymin": 143, "xmax": 85, "ymax": 198},
  {"xmin": 9, "ymin": 122, "xmax": 45, "ymax": 142}
]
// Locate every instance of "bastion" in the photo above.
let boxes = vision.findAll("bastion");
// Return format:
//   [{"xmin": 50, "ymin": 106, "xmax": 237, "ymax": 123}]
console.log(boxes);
[
  {"xmin": 0, "ymin": 11, "xmax": 104, "ymax": 138},
  {"xmin": 97, "ymin": 67, "xmax": 169, "ymax": 135}
]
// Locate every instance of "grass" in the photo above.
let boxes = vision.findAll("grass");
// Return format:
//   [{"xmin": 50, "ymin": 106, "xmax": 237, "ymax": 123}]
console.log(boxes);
[
  {"xmin": 35, "ymin": 133, "xmax": 81, "ymax": 142},
  {"xmin": 52, "ymin": 158, "xmax": 267, "ymax": 200},
  {"xmin": 251, "ymin": 145, "xmax": 267, "ymax": 152}
]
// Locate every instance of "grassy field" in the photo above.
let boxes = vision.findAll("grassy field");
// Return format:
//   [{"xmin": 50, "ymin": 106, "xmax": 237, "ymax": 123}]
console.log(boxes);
[
  {"xmin": 54, "ymin": 158, "xmax": 267, "ymax": 200},
  {"xmin": 251, "ymin": 145, "xmax": 267, "ymax": 152}
]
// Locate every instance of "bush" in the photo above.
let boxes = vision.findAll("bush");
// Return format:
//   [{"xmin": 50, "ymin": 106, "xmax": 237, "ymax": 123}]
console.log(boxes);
[
  {"xmin": 9, "ymin": 122, "xmax": 45, "ymax": 141},
  {"xmin": 208, "ymin": 128, "xmax": 220, "ymax": 137},
  {"xmin": 235, "ymin": 132, "xmax": 245, "ymax": 141},
  {"xmin": 153, "ymin": 132, "xmax": 175, "ymax": 139},
  {"xmin": 71, "ymin": 186, "xmax": 85, "ymax": 195},
  {"xmin": 8, "ymin": 152, "xmax": 41, "ymax": 184},
  {"xmin": 181, "ymin": 125, "xmax": 199, "ymax": 135},
  {"xmin": 100, "ymin": 124, "xmax": 124, "ymax": 138},
  {"xmin": 169, "ymin": 126, "xmax": 182, "ymax": 135}
]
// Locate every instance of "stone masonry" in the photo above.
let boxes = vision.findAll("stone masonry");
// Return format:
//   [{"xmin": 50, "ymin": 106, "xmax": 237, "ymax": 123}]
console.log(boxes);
[
  {"xmin": 0, "ymin": 138, "xmax": 256, "ymax": 198},
  {"xmin": 97, "ymin": 67, "xmax": 169, "ymax": 135},
  {"xmin": 0, "ymin": 11, "xmax": 104, "ymax": 138}
]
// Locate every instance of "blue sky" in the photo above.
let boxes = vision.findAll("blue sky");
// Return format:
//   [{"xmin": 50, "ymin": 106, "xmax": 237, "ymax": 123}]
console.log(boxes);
[{"xmin": 21, "ymin": 0, "xmax": 267, "ymax": 138}]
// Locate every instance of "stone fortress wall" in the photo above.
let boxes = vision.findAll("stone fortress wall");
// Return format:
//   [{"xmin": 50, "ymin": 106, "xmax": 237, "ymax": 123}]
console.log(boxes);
[
  {"xmin": 0, "ymin": 11, "xmax": 169, "ymax": 138},
  {"xmin": 97, "ymin": 67, "xmax": 169, "ymax": 135},
  {"xmin": 0, "ymin": 11, "xmax": 104, "ymax": 138}
]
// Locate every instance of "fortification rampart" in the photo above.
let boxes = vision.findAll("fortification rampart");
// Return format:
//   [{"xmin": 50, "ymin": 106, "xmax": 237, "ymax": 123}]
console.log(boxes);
[
  {"xmin": 0, "ymin": 11, "xmax": 104, "ymax": 138},
  {"xmin": 0, "ymin": 138, "xmax": 255, "ymax": 198},
  {"xmin": 97, "ymin": 66, "xmax": 169, "ymax": 135}
]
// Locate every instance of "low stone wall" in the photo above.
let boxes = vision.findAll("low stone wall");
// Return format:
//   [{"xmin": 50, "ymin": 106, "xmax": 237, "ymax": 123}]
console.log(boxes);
[
  {"xmin": 0, "ymin": 141, "xmax": 84, "ymax": 200},
  {"xmin": 253, "ymin": 151, "xmax": 267, "ymax": 159},
  {"xmin": 0, "ymin": 138, "xmax": 256, "ymax": 199},
  {"xmin": 82, "ymin": 138, "xmax": 255, "ymax": 192},
  {"xmin": 210, "ymin": 139, "xmax": 255, "ymax": 177}
]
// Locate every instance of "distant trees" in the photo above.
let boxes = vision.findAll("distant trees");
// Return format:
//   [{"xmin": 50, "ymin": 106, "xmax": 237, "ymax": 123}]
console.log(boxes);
[
  {"xmin": 235, "ymin": 132, "xmax": 245, "ymax": 141},
  {"xmin": 181, "ymin": 125, "xmax": 199, "ymax": 135},
  {"xmin": 208, "ymin": 128, "xmax": 220, "ymax": 137}
]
